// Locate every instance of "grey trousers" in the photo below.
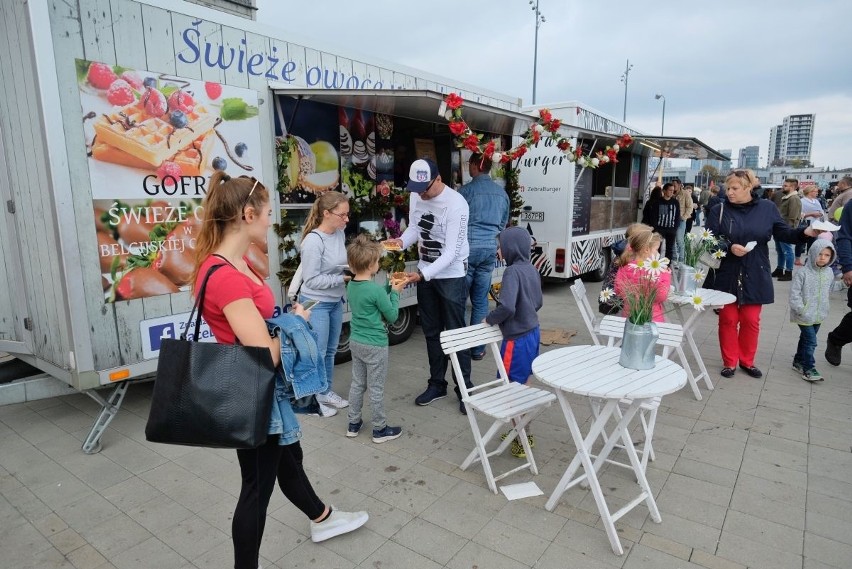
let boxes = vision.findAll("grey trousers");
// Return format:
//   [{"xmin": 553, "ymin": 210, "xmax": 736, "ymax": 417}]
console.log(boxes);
[{"xmin": 347, "ymin": 341, "xmax": 388, "ymax": 430}]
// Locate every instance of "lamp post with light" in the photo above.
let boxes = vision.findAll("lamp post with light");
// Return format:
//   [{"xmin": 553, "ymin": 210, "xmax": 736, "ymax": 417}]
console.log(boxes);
[
  {"xmin": 654, "ymin": 93, "xmax": 666, "ymax": 136},
  {"xmin": 529, "ymin": 0, "xmax": 546, "ymax": 104},
  {"xmin": 620, "ymin": 59, "xmax": 633, "ymax": 122}
]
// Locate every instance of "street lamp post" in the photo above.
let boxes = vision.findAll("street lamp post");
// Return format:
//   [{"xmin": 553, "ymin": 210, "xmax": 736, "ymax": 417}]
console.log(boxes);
[
  {"xmin": 655, "ymin": 93, "xmax": 666, "ymax": 136},
  {"xmin": 619, "ymin": 59, "xmax": 633, "ymax": 122},
  {"xmin": 529, "ymin": 0, "xmax": 546, "ymax": 104}
]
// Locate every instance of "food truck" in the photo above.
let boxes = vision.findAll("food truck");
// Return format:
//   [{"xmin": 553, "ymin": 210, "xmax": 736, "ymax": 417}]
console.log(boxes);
[
  {"xmin": 0, "ymin": 0, "xmax": 533, "ymax": 451},
  {"xmin": 516, "ymin": 103, "xmax": 729, "ymax": 281}
]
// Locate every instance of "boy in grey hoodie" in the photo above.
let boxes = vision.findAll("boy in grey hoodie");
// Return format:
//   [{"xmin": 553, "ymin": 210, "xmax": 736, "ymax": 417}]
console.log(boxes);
[
  {"xmin": 485, "ymin": 226, "xmax": 542, "ymax": 457},
  {"xmin": 789, "ymin": 238, "xmax": 847, "ymax": 381}
]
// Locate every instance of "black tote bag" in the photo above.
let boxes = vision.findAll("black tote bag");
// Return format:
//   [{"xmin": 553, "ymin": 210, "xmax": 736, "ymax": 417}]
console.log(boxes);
[{"xmin": 145, "ymin": 263, "xmax": 276, "ymax": 449}]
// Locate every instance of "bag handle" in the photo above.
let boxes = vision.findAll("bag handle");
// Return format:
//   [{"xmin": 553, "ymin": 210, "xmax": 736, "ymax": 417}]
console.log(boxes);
[{"xmin": 181, "ymin": 263, "xmax": 227, "ymax": 341}]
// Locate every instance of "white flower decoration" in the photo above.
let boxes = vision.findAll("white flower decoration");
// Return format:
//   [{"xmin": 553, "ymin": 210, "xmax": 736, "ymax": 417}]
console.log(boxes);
[
  {"xmin": 693, "ymin": 268, "xmax": 706, "ymax": 282},
  {"xmin": 534, "ymin": 124, "xmax": 545, "ymax": 134},
  {"xmin": 712, "ymin": 250, "xmax": 727, "ymax": 259},
  {"xmin": 612, "ymin": 144, "xmax": 620, "ymax": 152},
  {"xmin": 700, "ymin": 228, "xmax": 714, "ymax": 240},
  {"xmin": 492, "ymin": 152, "xmax": 502, "ymax": 163},
  {"xmin": 690, "ymin": 294, "xmax": 706, "ymax": 311},
  {"xmin": 599, "ymin": 288, "xmax": 615, "ymax": 303},
  {"xmin": 591, "ymin": 157, "xmax": 600, "ymax": 167},
  {"xmin": 644, "ymin": 254, "xmax": 669, "ymax": 278}
]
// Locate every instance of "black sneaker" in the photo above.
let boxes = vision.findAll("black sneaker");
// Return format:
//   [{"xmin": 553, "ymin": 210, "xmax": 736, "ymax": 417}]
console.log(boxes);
[
  {"xmin": 372, "ymin": 425, "xmax": 402, "ymax": 443},
  {"xmin": 739, "ymin": 364, "xmax": 763, "ymax": 378},
  {"xmin": 825, "ymin": 339, "xmax": 842, "ymax": 366},
  {"xmin": 346, "ymin": 419, "xmax": 362, "ymax": 438},
  {"xmin": 777, "ymin": 271, "xmax": 792, "ymax": 281},
  {"xmin": 721, "ymin": 367, "xmax": 735, "ymax": 378},
  {"xmin": 459, "ymin": 400, "xmax": 467, "ymax": 415},
  {"xmin": 471, "ymin": 351, "xmax": 485, "ymax": 361},
  {"xmin": 771, "ymin": 267, "xmax": 783, "ymax": 277},
  {"xmin": 414, "ymin": 385, "xmax": 447, "ymax": 406}
]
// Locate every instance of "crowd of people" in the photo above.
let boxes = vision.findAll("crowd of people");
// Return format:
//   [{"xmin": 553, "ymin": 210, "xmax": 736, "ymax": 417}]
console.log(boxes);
[{"xmin": 189, "ymin": 161, "xmax": 850, "ymax": 566}]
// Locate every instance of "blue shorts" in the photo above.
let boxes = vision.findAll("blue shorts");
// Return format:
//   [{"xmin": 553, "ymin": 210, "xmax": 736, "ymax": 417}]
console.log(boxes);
[{"xmin": 500, "ymin": 326, "xmax": 541, "ymax": 384}]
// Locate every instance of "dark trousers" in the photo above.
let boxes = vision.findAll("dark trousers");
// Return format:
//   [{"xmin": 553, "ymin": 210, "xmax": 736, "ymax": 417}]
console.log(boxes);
[
  {"xmin": 658, "ymin": 230, "xmax": 676, "ymax": 262},
  {"xmin": 416, "ymin": 275, "xmax": 472, "ymax": 397},
  {"xmin": 233, "ymin": 438, "xmax": 325, "ymax": 569},
  {"xmin": 828, "ymin": 287, "xmax": 852, "ymax": 348}
]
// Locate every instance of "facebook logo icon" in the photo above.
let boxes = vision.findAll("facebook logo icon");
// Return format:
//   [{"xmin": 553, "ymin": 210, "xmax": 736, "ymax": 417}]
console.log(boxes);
[{"xmin": 149, "ymin": 323, "xmax": 176, "ymax": 352}]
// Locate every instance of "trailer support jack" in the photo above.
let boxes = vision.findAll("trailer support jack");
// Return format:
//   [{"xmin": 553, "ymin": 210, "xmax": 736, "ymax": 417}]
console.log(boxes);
[{"xmin": 81, "ymin": 381, "xmax": 130, "ymax": 454}]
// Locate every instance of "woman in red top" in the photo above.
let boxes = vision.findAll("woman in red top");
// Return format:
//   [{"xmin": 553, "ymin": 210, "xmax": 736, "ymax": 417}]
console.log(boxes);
[{"xmin": 193, "ymin": 172, "xmax": 367, "ymax": 569}]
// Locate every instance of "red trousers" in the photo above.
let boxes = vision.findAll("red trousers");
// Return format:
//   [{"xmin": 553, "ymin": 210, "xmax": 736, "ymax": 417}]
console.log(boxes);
[{"xmin": 718, "ymin": 303, "xmax": 762, "ymax": 368}]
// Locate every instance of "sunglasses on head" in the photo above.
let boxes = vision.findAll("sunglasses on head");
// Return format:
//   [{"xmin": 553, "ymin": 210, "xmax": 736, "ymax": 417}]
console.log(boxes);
[{"xmin": 239, "ymin": 176, "xmax": 260, "ymax": 219}]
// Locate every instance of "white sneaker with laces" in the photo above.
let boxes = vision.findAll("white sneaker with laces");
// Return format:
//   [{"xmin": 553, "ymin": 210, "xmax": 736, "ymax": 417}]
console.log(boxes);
[
  {"xmin": 317, "ymin": 390, "xmax": 349, "ymax": 409},
  {"xmin": 307, "ymin": 402, "xmax": 337, "ymax": 417},
  {"xmin": 310, "ymin": 507, "xmax": 369, "ymax": 542}
]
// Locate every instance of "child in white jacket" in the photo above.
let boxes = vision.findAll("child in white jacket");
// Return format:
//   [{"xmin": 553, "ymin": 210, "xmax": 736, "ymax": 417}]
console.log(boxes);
[{"xmin": 789, "ymin": 238, "xmax": 847, "ymax": 381}]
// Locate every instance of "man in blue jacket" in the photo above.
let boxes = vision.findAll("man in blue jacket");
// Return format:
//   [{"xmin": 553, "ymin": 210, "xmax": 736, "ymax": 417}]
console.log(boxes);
[
  {"xmin": 459, "ymin": 153, "xmax": 509, "ymax": 360},
  {"xmin": 825, "ymin": 203, "xmax": 852, "ymax": 365}
]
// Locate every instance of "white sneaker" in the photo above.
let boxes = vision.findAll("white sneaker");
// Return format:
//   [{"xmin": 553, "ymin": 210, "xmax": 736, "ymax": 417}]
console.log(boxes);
[
  {"xmin": 318, "ymin": 402, "xmax": 338, "ymax": 417},
  {"xmin": 310, "ymin": 507, "xmax": 368, "ymax": 543},
  {"xmin": 317, "ymin": 391, "xmax": 349, "ymax": 409}
]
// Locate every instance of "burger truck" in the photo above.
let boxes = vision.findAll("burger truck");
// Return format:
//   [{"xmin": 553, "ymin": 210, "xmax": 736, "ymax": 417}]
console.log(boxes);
[{"xmin": 0, "ymin": 0, "xmax": 726, "ymax": 452}]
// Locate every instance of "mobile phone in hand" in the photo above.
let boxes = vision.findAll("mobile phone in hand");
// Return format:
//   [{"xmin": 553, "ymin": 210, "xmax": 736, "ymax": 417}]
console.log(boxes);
[{"xmin": 300, "ymin": 299, "xmax": 318, "ymax": 310}]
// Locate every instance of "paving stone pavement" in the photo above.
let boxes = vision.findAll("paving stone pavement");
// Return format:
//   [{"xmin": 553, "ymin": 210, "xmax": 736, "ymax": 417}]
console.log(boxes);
[{"xmin": 1, "ymin": 273, "xmax": 850, "ymax": 569}]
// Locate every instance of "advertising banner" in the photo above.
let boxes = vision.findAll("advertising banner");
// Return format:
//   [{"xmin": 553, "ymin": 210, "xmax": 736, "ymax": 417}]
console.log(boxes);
[{"xmin": 76, "ymin": 59, "xmax": 265, "ymax": 302}]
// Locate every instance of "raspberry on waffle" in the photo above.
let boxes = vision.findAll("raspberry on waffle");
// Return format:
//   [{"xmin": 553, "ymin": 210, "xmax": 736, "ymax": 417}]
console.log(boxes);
[
  {"xmin": 92, "ymin": 131, "xmax": 215, "ymax": 176},
  {"xmin": 93, "ymin": 101, "xmax": 217, "ymax": 167}
]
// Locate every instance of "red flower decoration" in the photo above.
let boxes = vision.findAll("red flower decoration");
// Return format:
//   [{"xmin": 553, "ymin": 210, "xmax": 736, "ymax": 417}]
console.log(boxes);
[
  {"xmin": 531, "ymin": 129, "xmax": 541, "ymax": 144},
  {"xmin": 551, "ymin": 119, "xmax": 562, "ymax": 130},
  {"xmin": 483, "ymin": 140, "xmax": 496, "ymax": 159},
  {"xmin": 606, "ymin": 148, "xmax": 618, "ymax": 162},
  {"xmin": 539, "ymin": 108, "xmax": 552, "ymax": 123},
  {"xmin": 557, "ymin": 139, "xmax": 570, "ymax": 151},
  {"xmin": 514, "ymin": 146, "xmax": 527, "ymax": 159},
  {"xmin": 449, "ymin": 121, "xmax": 468, "ymax": 136},
  {"xmin": 445, "ymin": 93, "xmax": 464, "ymax": 110},
  {"xmin": 463, "ymin": 134, "xmax": 480, "ymax": 152}
]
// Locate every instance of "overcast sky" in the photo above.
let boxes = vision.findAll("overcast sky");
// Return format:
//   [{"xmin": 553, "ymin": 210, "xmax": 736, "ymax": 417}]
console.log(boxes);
[{"xmin": 256, "ymin": 0, "xmax": 852, "ymax": 169}]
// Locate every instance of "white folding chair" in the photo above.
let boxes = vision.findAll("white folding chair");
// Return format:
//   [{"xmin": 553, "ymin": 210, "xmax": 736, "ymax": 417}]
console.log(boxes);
[
  {"xmin": 440, "ymin": 324, "xmax": 557, "ymax": 494},
  {"xmin": 570, "ymin": 279, "xmax": 602, "ymax": 346},
  {"xmin": 591, "ymin": 315, "xmax": 697, "ymax": 473}
]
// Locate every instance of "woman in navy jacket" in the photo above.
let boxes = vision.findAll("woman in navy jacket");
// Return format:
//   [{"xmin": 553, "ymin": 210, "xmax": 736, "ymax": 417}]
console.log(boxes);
[{"xmin": 705, "ymin": 169, "xmax": 817, "ymax": 379}]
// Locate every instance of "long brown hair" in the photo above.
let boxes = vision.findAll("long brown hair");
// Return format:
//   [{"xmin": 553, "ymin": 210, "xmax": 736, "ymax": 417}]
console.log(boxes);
[
  {"xmin": 300, "ymin": 191, "xmax": 349, "ymax": 240},
  {"xmin": 192, "ymin": 172, "xmax": 269, "ymax": 292}
]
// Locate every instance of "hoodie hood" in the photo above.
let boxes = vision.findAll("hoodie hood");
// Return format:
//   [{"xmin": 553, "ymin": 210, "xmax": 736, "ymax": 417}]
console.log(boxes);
[
  {"xmin": 806, "ymin": 238, "xmax": 836, "ymax": 270},
  {"xmin": 499, "ymin": 226, "xmax": 532, "ymax": 266}
]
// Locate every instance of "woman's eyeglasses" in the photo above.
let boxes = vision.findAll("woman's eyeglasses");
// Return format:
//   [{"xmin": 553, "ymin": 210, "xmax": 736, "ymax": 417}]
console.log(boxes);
[{"xmin": 328, "ymin": 210, "xmax": 350, "ymax": 221}]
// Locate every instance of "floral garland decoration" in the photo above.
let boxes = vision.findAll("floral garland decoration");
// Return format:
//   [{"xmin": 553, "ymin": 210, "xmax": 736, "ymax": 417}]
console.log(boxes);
[{"xmin": 442, "ymin": 92, "xmax": 633, "ymax": 168}]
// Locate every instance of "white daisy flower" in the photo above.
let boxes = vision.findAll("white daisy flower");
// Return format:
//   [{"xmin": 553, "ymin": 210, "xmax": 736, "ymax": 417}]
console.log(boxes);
[
  {"xmin": 690, "ymin": 294, "xmax": 706, "ymax": 311},
  {"xmin": 644, "ymin": 254, "xmax": 669, "ymax": 278},
  {"xmin": 712, "ymin": 250, "xmax": 727, "ymax": 259},
  {"xmin": 599, "ymin": 288, "xmax": 615, "ymax": 303},
  {"xmin": 700, "ymin": 228, "xmax": 715, "ymax": 241},
  {"xmin": 693, "ymin": 268, "xmax": 706, "ymax": 282}
]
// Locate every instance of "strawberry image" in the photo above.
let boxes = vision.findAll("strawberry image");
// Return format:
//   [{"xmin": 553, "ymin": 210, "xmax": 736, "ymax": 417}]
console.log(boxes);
[
  {"xmin": 106, "ymin": 79, "xmax": 134, "ymax": 106},
  {"xmin": 204, "ymin": 81, "xmax": 223, "ymax": 100},
  {"xmin": 156, "ymin": 161, "xmax": 182, "ymax": 188},
  {"xmin": 120, "ymin": 70, "xmax": 143, "ymax": 90},
  {"xmin": 87, "ymin": 62, "xmax": 117, "ymax": 89},
  {"xmin": 114, "ymin": 267, "xmax": 178, "ymax": 301},
  {"xmin": 142, "ymin": 87, "xmax": 168, "ymax": 117},
  {"xmin": 167, "ymin": 90, "xmax": 195, "ymax": 114}
]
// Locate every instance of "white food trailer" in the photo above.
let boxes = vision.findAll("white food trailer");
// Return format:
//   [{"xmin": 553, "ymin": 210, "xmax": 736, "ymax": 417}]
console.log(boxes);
[{"xmin": 0, "ymin": 0, "xmax": 528, "ymax": 452}]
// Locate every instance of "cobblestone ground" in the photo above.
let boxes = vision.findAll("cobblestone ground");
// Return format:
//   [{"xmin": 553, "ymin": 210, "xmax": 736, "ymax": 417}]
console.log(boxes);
[{"xmin": 1, "ymin": 274, "xmax": 850, "ymax": 569}]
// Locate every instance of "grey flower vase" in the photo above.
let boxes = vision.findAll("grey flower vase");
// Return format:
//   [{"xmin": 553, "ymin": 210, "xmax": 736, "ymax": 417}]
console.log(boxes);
[
  {"xmin": 673, "ymin": 264, "xmax": 699, "ymax": 294},
  {"xmin": 619, "ymin": 321, "xmax": 659, "ymax": 370}
]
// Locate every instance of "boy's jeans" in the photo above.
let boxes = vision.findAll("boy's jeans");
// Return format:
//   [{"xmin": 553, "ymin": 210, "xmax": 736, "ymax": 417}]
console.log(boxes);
[
  {"xmin": 300, "ymin": 296, "xmax": 343, "ymax": 394},
  {"xmin": 794, "ymin": 323, "xmax": 820, "ymax": 371}
]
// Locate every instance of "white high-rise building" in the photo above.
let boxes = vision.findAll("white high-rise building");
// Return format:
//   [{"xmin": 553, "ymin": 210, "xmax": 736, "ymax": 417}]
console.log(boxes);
[{"xmin": 769, "ymin": 114, "xmax": 815, "ymax": 166}]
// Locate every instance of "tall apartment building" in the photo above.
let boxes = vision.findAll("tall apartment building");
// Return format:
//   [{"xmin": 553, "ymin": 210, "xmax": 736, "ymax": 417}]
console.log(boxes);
[
  {"xmin": 738, "ymin": 146, "xmax": 759, "ymax": 170},
  {"xmin": 768, "ymin": 114, "xmax": 815, "ymax": 166}
]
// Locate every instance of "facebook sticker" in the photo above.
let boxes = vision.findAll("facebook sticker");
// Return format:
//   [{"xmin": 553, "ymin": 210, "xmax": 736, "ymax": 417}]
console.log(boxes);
[{"xmin": 148, "ymin": 323, "xmax": 176, "ymax": 352}]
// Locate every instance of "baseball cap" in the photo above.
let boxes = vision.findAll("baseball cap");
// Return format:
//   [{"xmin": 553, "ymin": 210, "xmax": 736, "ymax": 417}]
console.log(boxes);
[{"xmin": 407, "ymin": 158, "xmax": 439, "ymax": 193}]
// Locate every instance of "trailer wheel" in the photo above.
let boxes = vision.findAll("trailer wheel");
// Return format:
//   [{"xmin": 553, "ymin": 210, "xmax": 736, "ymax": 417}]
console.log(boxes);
[
  {"xmin": 388, "ymin": 307, "xmax": 417, "ymax": 345},
  {"xmin": 334, "ymin": 323, "xmax": 352, "ymax": 364},
  {"xmin": 585, "ymin": 247, "xmax": 610, "ymax": 282}
]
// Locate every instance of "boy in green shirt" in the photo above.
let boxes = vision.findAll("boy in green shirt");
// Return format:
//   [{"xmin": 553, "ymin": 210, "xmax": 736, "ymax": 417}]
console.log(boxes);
[{"xmin": 345, "ymin": 236, "xmax": 406, "ymax": 443}]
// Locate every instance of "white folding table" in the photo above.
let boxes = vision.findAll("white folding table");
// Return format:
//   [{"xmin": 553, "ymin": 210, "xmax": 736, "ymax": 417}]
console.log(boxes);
[
  {"xmin": 532, "ymin": 345, "xmax": 687, "ymax": 555},
  {"xmin": 667, "ymin": 287, "xmax": 736, "ymax": 397}
]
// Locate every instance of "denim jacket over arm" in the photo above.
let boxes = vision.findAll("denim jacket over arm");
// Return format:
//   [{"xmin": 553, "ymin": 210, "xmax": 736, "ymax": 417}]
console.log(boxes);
[
  {"xmin": 264, "ymin": 313, "xmax": 329, "ymax": 445},
  {"xmin": 458, "ymin": 174, "xmax": 510, "ymax": 249}
]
